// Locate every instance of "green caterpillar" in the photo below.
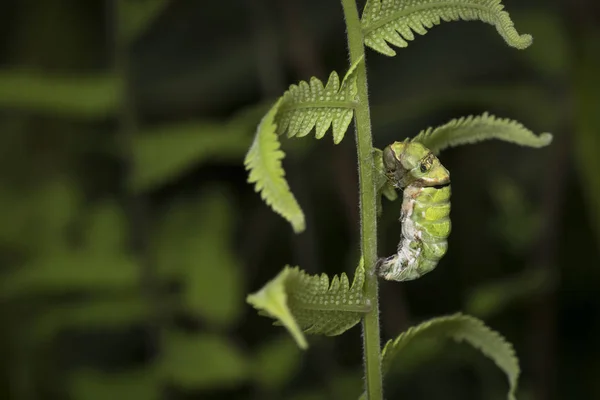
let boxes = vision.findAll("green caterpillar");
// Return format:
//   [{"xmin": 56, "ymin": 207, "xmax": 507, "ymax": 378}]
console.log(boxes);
[{"xmin": 377, "ymin": 141, "xmax": 451, "ymax": 282}]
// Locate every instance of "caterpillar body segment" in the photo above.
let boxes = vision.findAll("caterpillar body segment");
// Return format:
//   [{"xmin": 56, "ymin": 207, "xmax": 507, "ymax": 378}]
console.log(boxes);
[{"xmin": 377, "ymin": 141, "xmax": 451, "ymax": 282}]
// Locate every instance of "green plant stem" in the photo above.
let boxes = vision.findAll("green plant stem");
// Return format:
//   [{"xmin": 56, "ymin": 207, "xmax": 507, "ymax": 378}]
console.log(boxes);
[{"xmin": 340, "ymin": 0, "xmax": 383, "ymax": 399}]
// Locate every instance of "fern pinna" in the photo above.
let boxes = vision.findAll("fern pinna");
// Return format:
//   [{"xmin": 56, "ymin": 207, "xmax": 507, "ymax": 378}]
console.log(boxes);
[
  {"xmin": 244, "ymin": 0, "xmax": 552, "ymax": 399},
  {"xmin": 247, "ymin": 259, "xmax": 369, "ymax": 349},
  {"xmin": 361, "ymin": 0, "xmax": 532, "ymax": 56},
  {"xmin": 276, "ymin": 58, "xmax": 361, "ymax": 143}
]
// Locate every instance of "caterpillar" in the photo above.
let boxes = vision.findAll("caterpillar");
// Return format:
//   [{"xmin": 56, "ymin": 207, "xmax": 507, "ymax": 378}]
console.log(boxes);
[{"xmin": 377, "ymin": 140, "xmax": 451, "ymax": 282}]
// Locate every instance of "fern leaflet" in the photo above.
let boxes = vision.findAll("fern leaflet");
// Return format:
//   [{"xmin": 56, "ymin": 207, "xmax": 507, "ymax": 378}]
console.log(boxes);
[
  {"xmin": 359, "ymin": 313, "xmax": 520, "ymax": 400},
  {"xmin": 276, "ymin": 56, "xmax": 363, "ymax": 144},
  {"xmin": 361, "ymin": 0, "xmax": 532, "ymax": 56},
  {"xmin": 381, "ymin": 313, "xmax": 519, "ymax": 374},
  {"xmin": 412, "ymin": 112, "xmax": 553, "ymax": 154},
  {"xmin": 245, "ymin": 59, "xmax": 365, "ymax": 232},
  {"xmin": 246, "ymin": 259, "xmax": 369, "ymax": 349},
  {"xmin": 244, "ymin": 99, "xmax": 305, "ymax": 233}
]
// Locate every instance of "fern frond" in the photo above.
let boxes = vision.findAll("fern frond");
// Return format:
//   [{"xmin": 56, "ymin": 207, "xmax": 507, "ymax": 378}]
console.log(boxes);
[
  {"xmin": 368, "ymin": 313, "xmax": 520, "ymax": 400},
  {"xmin": 245, "ymin": 99, "xmax": 305, "ymax": 233},
  {"xmin": 246, "ymin": 259, "xmax": 369, "ymax": 349},
  {"xmin": 245, "ymin": 59, "xmax": 365, "ymax": 231},
  {"xmin": 361, "ymin": 0, "xmax": 532, "ymax": 56},
  {"xmin": 276, "ymin": 56, "xmax": 363, "ymax": 144},
  {"xmin": 412, "ymin": 112, "xmax": 553, "ymax": 154}
]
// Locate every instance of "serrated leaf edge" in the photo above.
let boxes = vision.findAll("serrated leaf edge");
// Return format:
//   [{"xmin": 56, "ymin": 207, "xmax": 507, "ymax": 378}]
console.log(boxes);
[
  {"xmin": 411, "ymin": 112, "xmax": 553, "ymax": 154},
  {"xmin": 247, "ymin": 260, "xmax": 369, "ymax": 350},
  {"xmin": 361, "ymin": 0, "xmax": 532, "ymax": 56},
  {"xmin": 276, "ymin": 56, "xmax": 363, "ymax": 144},
  {"xmin": 244, "ymin": 99, "xmax": 306, "ymax": 233},
  {"xmin": 370, "ymin": 313, "xmax": 520, "ymax": 400}
]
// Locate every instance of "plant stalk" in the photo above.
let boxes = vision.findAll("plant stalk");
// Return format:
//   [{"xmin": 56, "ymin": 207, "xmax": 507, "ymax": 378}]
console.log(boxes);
[{"xmin": 340, "ymin": 0, "xmax": 383, "ymax": 399}]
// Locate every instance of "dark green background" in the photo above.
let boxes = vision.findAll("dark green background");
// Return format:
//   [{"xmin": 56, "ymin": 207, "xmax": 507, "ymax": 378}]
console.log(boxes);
[{"xmin": 0, "ymin": 0, "xmax": 598, "ymax": 399}]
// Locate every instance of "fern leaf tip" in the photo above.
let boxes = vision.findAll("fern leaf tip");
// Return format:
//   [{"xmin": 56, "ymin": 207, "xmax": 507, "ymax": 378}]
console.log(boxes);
[
  {"xmin": 513, "ymin": 33, "xmax": 533, "ymax": 50},
  {"xmin": 244, "ymin": 99, "xmax": 307, "ymax": 234},
  {"xmin": 538, "ymin": 132, "xmax": 553, "ymax": 146},
  {"xmin": 247, "ymin": 261, "xmax": 367, "ymax": 346}
]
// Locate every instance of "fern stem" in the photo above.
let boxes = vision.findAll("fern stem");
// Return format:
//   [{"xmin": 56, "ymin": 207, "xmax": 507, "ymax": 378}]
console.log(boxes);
[{"xmin": 340, "ymin": 0, "xmax": 383, "ymax": 399}]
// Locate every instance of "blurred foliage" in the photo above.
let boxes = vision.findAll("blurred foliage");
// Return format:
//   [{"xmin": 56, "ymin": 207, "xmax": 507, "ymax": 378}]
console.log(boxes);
[
  {"xmin": 0, "ymin": 0, "xmax": 598, "ymax": 400},
  {"xmin": 0, "ymin": 71, "xmax": 119, "ymax": 118},
  {"xmin": 573, "ymin": 35, "xmax": 600, "ymax": 248},
  {"xmin": 489, "ymin": 177, "xmax": 542, "ymax": 254},
  {"xmin": 132, "ymin": 102, "xmax": 268, "ymax": 193}
]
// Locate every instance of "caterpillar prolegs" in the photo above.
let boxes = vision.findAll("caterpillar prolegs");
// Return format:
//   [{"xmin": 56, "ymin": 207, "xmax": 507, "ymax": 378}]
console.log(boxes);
[{"xmin": 377, "ymin": 141, "xmax": 451, "ymax": 282}]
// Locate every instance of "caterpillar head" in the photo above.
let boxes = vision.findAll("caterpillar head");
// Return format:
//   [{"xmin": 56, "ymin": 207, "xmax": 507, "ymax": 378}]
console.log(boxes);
[{"xmin": 383, "ymin": 141, "xmax": 450, "ymax": 188}]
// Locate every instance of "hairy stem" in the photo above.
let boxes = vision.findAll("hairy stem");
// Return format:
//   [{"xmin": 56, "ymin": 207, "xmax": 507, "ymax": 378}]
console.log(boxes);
[{"xmin": 340, "ymin": 0, "xmax": 383, "ymax": 399}]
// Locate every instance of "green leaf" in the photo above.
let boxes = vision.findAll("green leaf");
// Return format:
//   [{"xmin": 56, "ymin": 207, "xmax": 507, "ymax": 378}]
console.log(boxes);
[
  {"xmin": 160, "ymin": 331, "xmax": 249, "ymax": 389},
  {"xmin": 247, "ymin": 259, "xmax": 369, "ymax": 350},
  {"xmin": 69, "ymin": 367, "xmax": 159, "ymax": 400},
  {"xmin": 154, "ymin": 189, "xmax": 243, "ymax": 327},
  {"xmin": 245, "ymin": 99, "xmax": 305, "ymax": 232},
  {"xmin": 362, "ymin": 313, "xmax": 519, "ymax": 400},
  {"xmin": 0, "ymin": 197, "xmax": 139, "ymax": 298},
  {"xmin": 83, "ymin": 200, "xmax": 127, "ymax": 254},
  {"xmin": 0, "ymin": 253, "xmax": 138, "ymax": 299},
  {"xmin": 276, "ymin": 57, "xmax": 362, "ymax": 144},
  {"xmin": 22, "ymin": 179, "xmax": 81, "ymax": 254},
  {"xmin": 254, "ymin": 334, "xmax": 302, "ymax": 391},
  {"xmin": 361, "ymin": 0, "xmax": 532, "ymax": 57},
  {"xmin": 0, "ymin": 179, "xmax": 81, "ymax": 253},
  {"xmin": 33, "ymin": 297, "xmax": 155, "ymax": 341},
  {"xmin": 120, "ymin": 0, "xmax": 168, "ymax": 43},
  {"xmin": 131, "ymin": 121, "xmax": 251, "ymax": 192},
  {"xmin": 245, "ymin": 60, "xmax": 362, "ymax": 232},
  {"xmin": 412, "ymin": 112, "xmax": 553, "ymax": 155},
  {"xmin": 0, "ymin": 69, "xmax": 118, "ymax": 118}
]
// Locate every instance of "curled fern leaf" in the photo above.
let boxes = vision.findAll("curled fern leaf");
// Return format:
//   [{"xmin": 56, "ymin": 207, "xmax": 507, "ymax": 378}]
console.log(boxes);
[
  {"xmin": 276, "ymin": 56, "xmax": 363, "ymax": 144},
  {"xmin": 246, "ymin": 259, "xmax": 369, "ymax": 349},
  {"xmin": 361, "ymin": 0, "xmax": 533, "ymax": 56},
  {"xmin": 412, "ymin": 112, "xmax": 553, "ymax": 154},
  {"xmin": 360, "ymin": 313, "xmax": 519, "ymax": 400},
  {"xmin": 245, "ymin": 99, "xmax": 305, "ymax": 233}
]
